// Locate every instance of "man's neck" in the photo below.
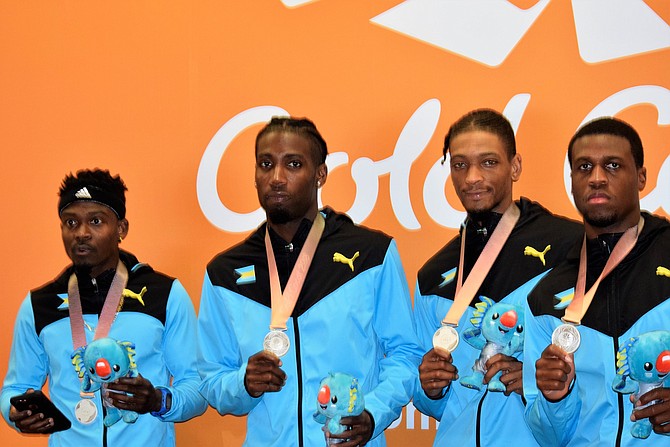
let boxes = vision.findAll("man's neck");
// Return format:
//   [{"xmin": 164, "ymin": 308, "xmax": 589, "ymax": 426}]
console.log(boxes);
[
  {"xmin": 268, "ymin": 209, "xmax": 318, "ymax": 242},
  {"xmin": 584, "ymin": 212, "xmax": 641, "ymax": 239}
]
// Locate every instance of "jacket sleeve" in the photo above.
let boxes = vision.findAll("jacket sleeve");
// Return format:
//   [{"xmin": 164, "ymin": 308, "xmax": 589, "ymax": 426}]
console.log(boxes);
[
  {"xmin": 155, "ymin": 279, "xmax": 207, "ymax": 422},
  {"xmin": 1, "ymin": 294, "xmax": 49, "ymax": 430},
  {"xmin": 364, "ymin": 240, "xmax": 423, "ymax": 439},
  {"xmin": 522, "ymin": 298, "xmax": 580, "ymax": 447},
  {"xmin": 197, "ymin": 272, "xmax": 260, "ymax": 416},
  {"xmin": 411, "ymin": 282, "xmax": 449, "ymax": 420}
]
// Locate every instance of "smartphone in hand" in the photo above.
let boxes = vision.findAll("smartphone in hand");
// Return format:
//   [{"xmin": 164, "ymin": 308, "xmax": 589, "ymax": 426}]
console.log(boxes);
[{"xmin": 10, "ymin": 391, "xmax": 71, "ymax": 433}]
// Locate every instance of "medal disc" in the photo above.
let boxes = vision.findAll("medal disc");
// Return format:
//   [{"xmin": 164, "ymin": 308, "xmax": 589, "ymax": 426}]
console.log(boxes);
[
  {"xmin": 264, "ymin": 330, "xmax": 290, "ymax": 357},
  {"xmin": 433, "ymin": 325, "xmax": 459, "ymax": 352},
  {"xmin": 74, "ymin": 398, "xmax": 97, "ymax": 424},
  {"xmin": 552, "ymin": 323, "xmax": 581, "ymax": 354}
]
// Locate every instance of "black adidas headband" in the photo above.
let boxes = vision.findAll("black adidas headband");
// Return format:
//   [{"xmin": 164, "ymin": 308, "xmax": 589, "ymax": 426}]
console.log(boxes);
[{"xmin": 58, "ymin": 185, "xmax": 126, "ymax": 219}]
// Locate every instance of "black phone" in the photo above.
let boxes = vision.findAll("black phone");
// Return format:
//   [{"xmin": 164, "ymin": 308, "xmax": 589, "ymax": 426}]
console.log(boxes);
[{"xmin": 10, "ymin": 391, "xmax": 71, "ymax": 433}]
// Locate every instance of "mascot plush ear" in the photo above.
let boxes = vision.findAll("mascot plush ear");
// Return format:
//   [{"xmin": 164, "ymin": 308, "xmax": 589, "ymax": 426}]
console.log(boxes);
[
  {"xmin": 313, "ymin": 372, "xmax": 365, "ymax": 437},
  {"xmin": 71, "ymin": 337, "xmax": 139, "ymax": 426},
  {"xmin": 460, "ymin": 296, "xmax": 524, "ymax": 392},
  {"xmin": 611, "ymin": 330, "xmax": 670, "ymax": 439}
]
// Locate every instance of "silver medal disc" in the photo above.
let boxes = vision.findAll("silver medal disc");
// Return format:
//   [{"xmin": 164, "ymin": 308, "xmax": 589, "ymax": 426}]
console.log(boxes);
[
  {"xmin": 433, "ymin": 325, "xmax": 459, "ymax": 352},
  {"xmin": 552, "ymin": 323, "xmax": 581, "ymax": 354},
  {"xmin": 264, "ymin": 330, "xmax": 290, "ymax": 357},
  {"xmin": 74, "ymin": 398, "xmax": 97, "ymax": 424}
]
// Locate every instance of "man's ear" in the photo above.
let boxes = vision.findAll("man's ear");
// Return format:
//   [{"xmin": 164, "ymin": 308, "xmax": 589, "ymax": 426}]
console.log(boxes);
[
  {"xmin": 316, "ymin": 163, "xmax": 328, "ymax": 188},
  {"xmin": 511, "ymin": 153, "xmax": 522, "ymax": 182},
  {"xmin": 118, "ymin": 219, "xmax": 129, "ymax": 242}
]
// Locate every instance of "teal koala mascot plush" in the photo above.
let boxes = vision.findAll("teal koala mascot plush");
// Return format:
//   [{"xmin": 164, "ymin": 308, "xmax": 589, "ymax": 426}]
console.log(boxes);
[
  {"xmin": 71, "ymin": 337, "xmax": 139, "ymax": 426},
  {"xmin": 612, "ymin": 330, "xmax": 670, "ymax": 439},
  {"xmin": 460, "ymin": 296, "xmax": 524, "ymax": 392},
  {"xmin": 314, "ymin": 372, "xmax": 365, "ymax": 436}
]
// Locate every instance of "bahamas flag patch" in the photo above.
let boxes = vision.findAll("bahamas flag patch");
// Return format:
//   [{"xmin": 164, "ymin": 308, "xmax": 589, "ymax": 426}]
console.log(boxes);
[
  {"xmin": 57, "ymin": 293, "xmax": 69, "ymax": 310},
  {"xmin": 553, "ymin": 288, "xmax": 575, "ymax": 310},
  {"xmin": 235, "ymin": 265, "xmax": 256, "ymax": 285},
  {"xmin": 439, "ymin": 267, "xmax": 457, "ymax": 288}
]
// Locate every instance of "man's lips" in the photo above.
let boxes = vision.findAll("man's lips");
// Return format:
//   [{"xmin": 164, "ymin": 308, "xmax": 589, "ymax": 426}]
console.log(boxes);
[
  {"xmin": 587, "ymin": 193, "xmax": 610, "ymax": 204},
  {"xmin": 73, "ymin": 244, "xmax": 93, "ymax": 255}
]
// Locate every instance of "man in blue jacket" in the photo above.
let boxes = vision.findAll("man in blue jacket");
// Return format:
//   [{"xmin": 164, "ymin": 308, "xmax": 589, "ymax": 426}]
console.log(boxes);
[
  {"xmin": 414, "ymin": 109, "xmax": 582, "ymax": 446},
  {"xmin": 1, "ymin": 169, "xmax": 206, "ymax": 446},
  {"xmin": 524, "ymin": 117, "xmax": 670, "ymax": 446},
  {"xmin": 197, "ymin": 116, "xmax": 423, "ymax": 446}
]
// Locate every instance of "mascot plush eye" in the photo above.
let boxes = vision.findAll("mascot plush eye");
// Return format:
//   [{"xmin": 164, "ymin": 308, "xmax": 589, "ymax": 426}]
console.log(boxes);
[
  {"xmin": 491, "ymin": 313, "xmax": 499, "ymax": 320},
  {"xmin": 643, "ymin": 362, "xmax": 653, "ymax": 372},
  {"xmin": 331, "ymin": 396, "xmax": 338, "ymax": 404},
  {"xmin": 516, "ymin": 325, "xmax": 524, "ymax": 334},
  {"xmin": 113, "ymin": 364, "xmax": 121, "ymax": 372},
  {"xmin": 89, "ymin": 367, "xmax": 95, "ymax": 375}
]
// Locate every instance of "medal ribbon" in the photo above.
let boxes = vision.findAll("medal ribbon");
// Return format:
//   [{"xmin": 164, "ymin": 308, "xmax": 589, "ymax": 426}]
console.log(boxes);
[
  {"xmin": 563, "ymin": 216, "xmax": 643, "ymax": 325},
  {"xmin": 265, "ymin": 212, "xmax": 325, "ymax": 330},
  {"xmin": 441, "ymin": 203, "xmax": 520, "ymax": 326},
  {"xmin": 68, "ymin": 260, "xmax": 129, "ymax": 350}
]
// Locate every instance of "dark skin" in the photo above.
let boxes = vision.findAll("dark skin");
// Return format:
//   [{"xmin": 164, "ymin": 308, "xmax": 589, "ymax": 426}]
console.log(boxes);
[
  {"xmin": 420, "ymin": 349, "xmax": 523, "ymax": 397},
  {"xmin": 631, "ymin": 387, "xmax": 670, "ymax": 434},
  {"xmin": 9, "ymin": 202, "xmax": 168, "ymax": 433},
  {"xmin": 246, "ymin": 131, "xmax": 373, "ymax": 444},
  {"xmin": 535, "ymin": 344, "xmax": 575, "ymax": 401}
]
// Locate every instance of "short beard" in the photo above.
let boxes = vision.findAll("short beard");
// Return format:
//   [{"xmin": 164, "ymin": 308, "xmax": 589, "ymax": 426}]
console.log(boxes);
[
  {"xmin": 583, "ymin": 211, "xmax": 618, "ymax": 230},
  {"xmin": 268, "ymin": 208, "xmax": 291, "ymax": 225}
]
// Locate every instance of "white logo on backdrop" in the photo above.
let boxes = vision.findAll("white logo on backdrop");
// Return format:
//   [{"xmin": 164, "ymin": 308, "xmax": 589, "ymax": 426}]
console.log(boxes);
[
  {"xmin": 370, "ymin": 0, "xmax": 670, "ymax": 66},
  {"xmin": 198, "ymin": 87, "xmax": 670, "ymax": 233}
]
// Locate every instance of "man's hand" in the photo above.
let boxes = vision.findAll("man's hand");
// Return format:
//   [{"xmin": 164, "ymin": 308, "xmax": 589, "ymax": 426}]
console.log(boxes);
[
  {"xmin": 244, "ymin": 351, "xmax": 287, "ymax": 398},
  {"xmin": 327, "ymin": 410, "xmax": 374, "ymax": 446},
  {"xmin": 484, "ymin": 353, "xmax": 523, "ymax": 396},
  {"xmin": 106, "ymin": 374, "xmax": 164, "ymax": 414},
  {"xmin": 535, "ymin": 344, "xmax": 575, "ymax": 401},
  {"xmin": 631, "ymin": 387, "xmax": 670, "ymax": 435},
  {"xmin": 419, "ymin": 348, "xmax": 458, "ymax": 399},
  {"xmin": 8, "ymin": 389, "xmax": 54, "ymax": 434}
]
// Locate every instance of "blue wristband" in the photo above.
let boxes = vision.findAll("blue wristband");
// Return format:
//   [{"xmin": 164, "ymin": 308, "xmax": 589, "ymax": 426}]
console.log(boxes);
[{"xmin": 150, "ymin": 387, "xmax": 171, "ymax": 417}]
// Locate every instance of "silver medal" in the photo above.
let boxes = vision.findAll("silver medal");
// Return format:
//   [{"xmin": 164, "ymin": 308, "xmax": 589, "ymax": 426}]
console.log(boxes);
[
  {"xmin": 74, "ymin": 398, "xmax": 97, "ymax": 424},
  {"xmin": 552, "ymin": 323, "xmax": 581, "ymax": 354},
  {"xmin": 433, "ymin": 325, "xmax": 459, "ymax": 352},
  {"xmin": 264, "ymin": 329, "xmax": 290, "ymax": 357}
]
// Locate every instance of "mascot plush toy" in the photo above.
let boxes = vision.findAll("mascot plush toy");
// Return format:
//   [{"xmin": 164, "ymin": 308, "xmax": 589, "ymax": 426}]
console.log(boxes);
[
  {"xmin": 314, "ymin": 372, "xmax": 365, "ymax": 440},
  {"xmin": 71, "ymin": 337, "xmax": 139, "ymax": 426},
  {"xmin": 612, "ymin": 330, "xmax": 670, "ymax": 439},
  {"xmin": 460, "ymin": 296, "xmax": 524, "ymax": 392}
]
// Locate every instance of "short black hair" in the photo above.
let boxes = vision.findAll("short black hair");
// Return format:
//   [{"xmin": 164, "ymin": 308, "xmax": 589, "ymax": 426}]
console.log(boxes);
[
  {"xmin": 567, "ymin": 117, "xmax": 644, "ymax": 168},
  {"xmin": 255, "ymin": 116, "xmax": 328, "ymax": 165},
  {"xmin": 58, "ymin": 169, "xmax": 128, "ymax": 219},
  {"xmin": 443, "ymin": 109, "xmax": 516, "ymax": 161}
]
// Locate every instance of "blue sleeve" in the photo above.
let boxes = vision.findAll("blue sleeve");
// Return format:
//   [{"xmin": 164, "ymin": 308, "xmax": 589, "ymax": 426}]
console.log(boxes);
[
  {"xmin": 156, "ymin": 280, "xmax": 207, "ymax": 422},
  {"xmin": 1, "ymin": 294, "xmax": 48, "ymax": 431},
  {"xmin": 522, "ymin": 298, "xmax": 580, "ymax": 447},
  {"xmin": 411, "ymin": 282, "xmax": 449, "ymax": 420},
  {"xmin": 197, "ymin": 272, "xmax": 260, "ymax": 416},
  {"xmin": 364, "ymin": 240, "xmax": 423, "ymax": 438}
]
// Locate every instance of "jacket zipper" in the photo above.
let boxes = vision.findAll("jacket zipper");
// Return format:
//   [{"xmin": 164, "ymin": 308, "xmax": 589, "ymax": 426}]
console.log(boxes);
[{"xmin": 294, "ymin": 315, "xmax": 304, "ymax": 446}]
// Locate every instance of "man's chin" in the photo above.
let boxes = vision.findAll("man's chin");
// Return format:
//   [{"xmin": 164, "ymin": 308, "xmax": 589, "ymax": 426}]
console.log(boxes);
[{"xmin": 267, "ymin": 208, "xmax": 292, "ymax": 225}]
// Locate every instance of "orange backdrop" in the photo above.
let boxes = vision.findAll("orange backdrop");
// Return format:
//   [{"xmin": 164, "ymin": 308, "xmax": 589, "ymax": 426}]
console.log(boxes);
[{"xmin": 2, "ymin": 1, "xmax": 669, "ymax": 445}]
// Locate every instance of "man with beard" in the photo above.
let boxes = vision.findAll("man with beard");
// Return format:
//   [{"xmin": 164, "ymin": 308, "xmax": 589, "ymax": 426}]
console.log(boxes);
[
  {"xmin": 197, "ymin": 116, "xmax": 423, "ymax": 447},
  {"xmin": 524, "ymin": 117, "xmax": 670, "ymax": 446},
  {"xmin": 1, "ymin": 169, "xmax": 206, "ymax": 445},
  {"xmin": 413, "ymin": 109, "xmax": 582, "ymax": 446}
]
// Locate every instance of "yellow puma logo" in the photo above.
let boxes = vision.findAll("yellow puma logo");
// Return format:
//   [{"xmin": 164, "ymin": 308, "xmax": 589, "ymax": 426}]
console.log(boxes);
[
  {"xmin": 122, "ymin": 287, "xmax": 147, "ymax": 306},
  {"xmin": 333, "ymin": 251, "xmax": 360, "ymax": 272},
  {"xmin": 656, "ymin": 266, "xmax": 670, "ymax": 277},
  {"xmin": 524, "ymin": 245, "xmax": 551, "ymax": 266}
]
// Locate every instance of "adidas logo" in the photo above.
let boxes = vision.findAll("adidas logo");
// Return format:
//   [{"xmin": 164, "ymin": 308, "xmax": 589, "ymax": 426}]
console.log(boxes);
[{"xmin": 75, "ymin": 187, "xmax": 92, "ymax": 199}]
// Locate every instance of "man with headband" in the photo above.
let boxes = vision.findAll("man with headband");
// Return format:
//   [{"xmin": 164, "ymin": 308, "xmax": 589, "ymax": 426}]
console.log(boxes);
[
  {"xmin": 413, "ymin": 109, "xmax": 582, "ymax": 446},
  {"xmin": 197, "ymin": 116, "xmax": 423, "ymax": 446},
  {"xmin": 1, "ymin": 169, "xmax": 206, "ymax": 445},
  {"xmin": 524, "ymin": 117, "xmax": 670, "ymax": 445}
]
